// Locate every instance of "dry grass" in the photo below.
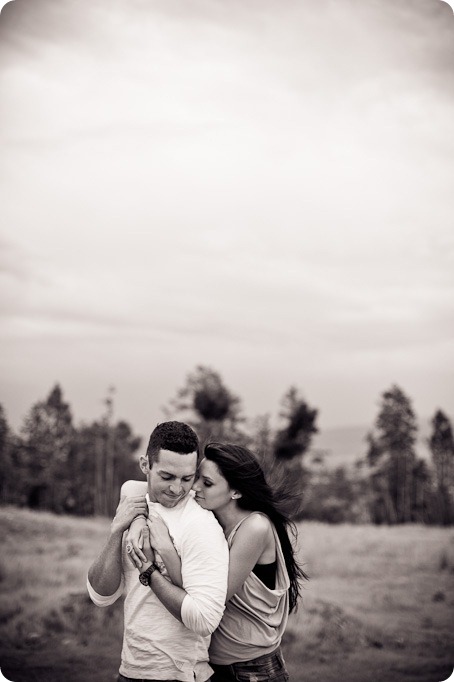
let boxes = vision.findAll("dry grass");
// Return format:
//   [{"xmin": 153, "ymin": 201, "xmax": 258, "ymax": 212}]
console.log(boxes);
[
  {"xmin": 284, "ymin": 522, "xmax": 454, "ymax": 681},
  {"xmin": 0, "ymin": 508, "xmax": 453, "ymax": 682}
]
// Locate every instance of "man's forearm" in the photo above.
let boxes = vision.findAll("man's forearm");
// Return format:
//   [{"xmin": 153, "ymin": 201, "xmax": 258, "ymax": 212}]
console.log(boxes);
[{"xmin": 88, "ymin": 529, "xmax": 124, "ymax": 596}]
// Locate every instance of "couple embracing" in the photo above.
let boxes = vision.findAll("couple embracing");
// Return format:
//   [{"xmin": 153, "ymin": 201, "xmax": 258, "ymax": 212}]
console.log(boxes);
[{"xmin": 87, "ymin": 420, "xmax": 307, "ymax": 682}]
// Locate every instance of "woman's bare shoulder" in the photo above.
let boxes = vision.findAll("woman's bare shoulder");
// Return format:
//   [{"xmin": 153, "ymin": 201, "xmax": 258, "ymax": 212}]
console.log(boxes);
[{"xmin": 237, "ymin": 512, "xmax": 273, "ymax": 538}]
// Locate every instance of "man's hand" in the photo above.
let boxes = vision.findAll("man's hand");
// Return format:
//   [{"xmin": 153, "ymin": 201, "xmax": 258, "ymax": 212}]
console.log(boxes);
[{"xmin": 111, "ymin": 495, "xmax": 148, "ymax": 536}]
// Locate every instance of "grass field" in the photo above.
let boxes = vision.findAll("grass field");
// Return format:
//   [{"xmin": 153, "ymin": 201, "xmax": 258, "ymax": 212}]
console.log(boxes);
[{"xmin": 0, "ymin": 506, "xmax": 453, "ymax": 682}]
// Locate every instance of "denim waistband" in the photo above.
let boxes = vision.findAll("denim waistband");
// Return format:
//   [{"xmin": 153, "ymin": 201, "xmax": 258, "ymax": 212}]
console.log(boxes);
[
  {"xmin": 210, "ymin": 646, "xmax": 288, "ymax": 678},
  {"xmin": 213, "ymin": 646, "xmax": 282, "ymax": 666}
]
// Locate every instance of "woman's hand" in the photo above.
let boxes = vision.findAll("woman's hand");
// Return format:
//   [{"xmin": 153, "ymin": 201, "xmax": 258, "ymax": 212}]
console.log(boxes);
[
  {"xmin": 126, "ymin": 516, "xmax": 149, "ymax": 569},
  {"xmin": 147, "ymin": 511, "xmax": 174, "ymax": 554},
  {"xmin": 147, "ymin": 512, "xmax": 183, "ymax": 587},
  {"xmin": 141, "ymin": 524, "xmax": 156, "ymax": 566}
]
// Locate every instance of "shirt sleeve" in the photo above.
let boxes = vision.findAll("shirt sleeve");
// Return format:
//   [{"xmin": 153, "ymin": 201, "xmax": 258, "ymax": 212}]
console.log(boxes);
[
  {"xmin": 180, "ymin": 511, "xmax": 229, "ymax": 637},
  {"xmin": 86, "ymin": 574, "xmax": 124, "ymax": 608},
  {"xmin": 120, "ymin": 479, "xmax": 148, "ymax": 498}
]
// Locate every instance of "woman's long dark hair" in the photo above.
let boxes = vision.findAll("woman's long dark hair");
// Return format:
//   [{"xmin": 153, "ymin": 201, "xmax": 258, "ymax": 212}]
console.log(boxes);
[{"xmin": 204, "ymin": 442, "xmax": 308, "ymax": 613}]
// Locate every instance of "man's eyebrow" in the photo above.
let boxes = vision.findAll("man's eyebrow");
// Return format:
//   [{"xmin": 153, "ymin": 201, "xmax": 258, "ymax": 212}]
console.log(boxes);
[{"xmin": 158, "ymin": 468, "xmax": 196, "ymax": 477}]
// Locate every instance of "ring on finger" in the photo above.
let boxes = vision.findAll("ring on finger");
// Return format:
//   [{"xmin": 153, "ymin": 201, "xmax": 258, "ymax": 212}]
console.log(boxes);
[{"xmin": 126, "ymin": 544, "xmax": 133, "ymax": 553}]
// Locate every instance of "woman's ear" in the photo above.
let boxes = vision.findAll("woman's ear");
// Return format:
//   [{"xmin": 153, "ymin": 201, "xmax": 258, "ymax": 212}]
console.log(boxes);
[
  {"xmin": 231, "ymin": 491, "xmax": 242, "ymax": 500},
  {"xmin": 139, "ymin": 454, "xmax": 150, "ymax": 476}
]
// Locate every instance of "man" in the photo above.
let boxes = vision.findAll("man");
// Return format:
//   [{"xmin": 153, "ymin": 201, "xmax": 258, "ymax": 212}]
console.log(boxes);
[{"xmin": 87, "ymin": 421, "xmax": 229, "ymax": 682}]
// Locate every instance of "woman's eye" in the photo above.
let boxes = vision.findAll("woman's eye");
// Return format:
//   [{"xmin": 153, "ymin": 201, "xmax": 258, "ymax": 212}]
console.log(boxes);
[{"xmin": 204, "ymin": 481, "xmax": 213, "ymax": 488}]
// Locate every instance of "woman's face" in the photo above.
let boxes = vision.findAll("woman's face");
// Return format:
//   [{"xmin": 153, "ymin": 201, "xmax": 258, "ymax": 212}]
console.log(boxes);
[{"xmin": 192, "ymin": 458, "xmax": 235, "ymax": 512}]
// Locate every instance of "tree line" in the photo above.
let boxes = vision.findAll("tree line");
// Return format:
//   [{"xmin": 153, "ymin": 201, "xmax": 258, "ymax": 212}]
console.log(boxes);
[{"xmin": 0, "ymin": 366, "xmax": 453, "ymax": 524}]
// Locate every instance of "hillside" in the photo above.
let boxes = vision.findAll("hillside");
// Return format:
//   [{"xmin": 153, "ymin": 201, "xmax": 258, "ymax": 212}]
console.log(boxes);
[{"xmin": 0, "ymin": 507, "xmax": 453, "ymax": 682}]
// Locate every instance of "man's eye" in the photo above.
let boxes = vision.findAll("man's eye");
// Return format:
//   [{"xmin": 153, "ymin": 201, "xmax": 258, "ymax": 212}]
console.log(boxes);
[
  {"xmin": 183, "ymin": 477, "xmax": 194, "ymax": 482},
  {"xmin": 161, "ymin": 475, "xmax": 171, "ymax": 480}
]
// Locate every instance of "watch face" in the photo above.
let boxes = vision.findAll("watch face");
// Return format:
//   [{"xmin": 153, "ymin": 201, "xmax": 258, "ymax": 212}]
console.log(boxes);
[
  {"xmin": 139, "ymin": 571, "xmax": 150, "ymax": 586},
  {"xmin": 139, "ymin": 565, "xmax": 156, "ymax": 586}
]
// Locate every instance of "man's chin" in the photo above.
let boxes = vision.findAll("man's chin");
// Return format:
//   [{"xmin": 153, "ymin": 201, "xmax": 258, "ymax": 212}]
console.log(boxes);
[{"xmin": 160, "ymin": 494, "xmax": 183, "ymax": 508}]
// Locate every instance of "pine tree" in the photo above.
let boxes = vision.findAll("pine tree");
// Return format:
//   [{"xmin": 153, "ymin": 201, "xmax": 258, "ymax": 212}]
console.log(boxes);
[
  {"xmin": 164, "ymin": 365, "xmax": 247, "ymax": 446},
  {"xmin": 19, "ymin": 384, "xmax": 75, "ymax": 512},
  {"xmin": 366, "ymin": 385, "xmax": 418, "ymax": 523},
  {"xmin": 273, "ymin": 386, "xmax": 318, "ymax": 461},
  {"xmin": 0, "ymin": 404, "xmax": 12, "ymax": 503},
  {"xmin": 429, "ymin": 409, "xmax": 454, "ymax": 524}
]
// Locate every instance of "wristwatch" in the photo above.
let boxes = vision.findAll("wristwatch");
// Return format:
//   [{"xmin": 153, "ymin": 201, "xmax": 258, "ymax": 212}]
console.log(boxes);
[{"xmin": 139, "ymin": 563, "xmax": 159, "ymax": 587}]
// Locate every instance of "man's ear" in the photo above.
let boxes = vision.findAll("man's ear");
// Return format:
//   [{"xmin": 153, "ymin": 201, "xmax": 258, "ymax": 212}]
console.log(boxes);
[{"xmin": 139, "ymin": 454, "xmax": 150, "ymax": 476}]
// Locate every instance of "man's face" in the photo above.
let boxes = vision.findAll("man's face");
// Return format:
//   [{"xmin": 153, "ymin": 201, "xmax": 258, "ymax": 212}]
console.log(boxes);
[{"xmin": 144, "ymin": 448, "xmax": 198, "ymax": 508}]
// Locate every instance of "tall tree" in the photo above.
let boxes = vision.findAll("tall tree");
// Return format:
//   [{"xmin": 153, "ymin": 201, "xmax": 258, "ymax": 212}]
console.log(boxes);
[
  {"xmin": 0, "ymin": 404, "xmax": 14, "ymax": 503},
  {"xmin": 1, "ymin": 387, "xmax": 142, "ymax": 516},
  {"xmin": 93, "ymin": 387, "xmax": 115, "ymax": 516},
  {"xmin": 74, "ymin": 413, "xmax": 142, "ymax": 517},
  {"xmin": 430, "ymin": 410, "xmax": 454, "ymax": 489},
  {"xmin": 273, "ymin": 387, "xmax": 318, "ymax": 461},
  {"xmin": 19, "ymin": 384, "xmax": 75, "ymax": 512},
  {"xmin": 429, "ymin": 409, "xmax": 454, "ymax": 524},
  {"xmin": 164, "ymin": 365, "xmax": 247, "ymax": 446},
  {"xmin": 411, "ymin": 458, "xmax": 432, "ymax": 524},
  {"xmin": 0, "ymin": 404, "xmax": 30, "ymax": 507},
  {"xmin": 90, "ymin": 387, "xmax": 143, "ymax": 516},
  {"xmin": 366, "ymin": 385, "xmax": 418, "ymax": 523}
]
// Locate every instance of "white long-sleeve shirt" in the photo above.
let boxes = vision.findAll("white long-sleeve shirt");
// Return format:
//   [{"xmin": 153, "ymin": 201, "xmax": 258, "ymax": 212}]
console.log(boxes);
[{"xmin": 87, "ymin": 486, "xmax": 229, "ymax": 682}]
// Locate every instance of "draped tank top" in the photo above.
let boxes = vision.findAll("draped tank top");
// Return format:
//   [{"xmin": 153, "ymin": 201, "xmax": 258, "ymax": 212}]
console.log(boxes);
[{"xmin": 209, "ymin": 512, "xmax": 290, "ymax": 665}]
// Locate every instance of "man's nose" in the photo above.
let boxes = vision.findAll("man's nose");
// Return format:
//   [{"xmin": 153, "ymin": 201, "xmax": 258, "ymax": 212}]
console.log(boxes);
[{"xmin": 169, "ymin": 481, "xmax": 182, "ymax": 494}]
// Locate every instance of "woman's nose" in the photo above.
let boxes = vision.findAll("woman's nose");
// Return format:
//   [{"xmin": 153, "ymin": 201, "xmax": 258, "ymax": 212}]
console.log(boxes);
[{"xmin": 192, "ymin": 480, "xmax": 201, "ymax": 492}]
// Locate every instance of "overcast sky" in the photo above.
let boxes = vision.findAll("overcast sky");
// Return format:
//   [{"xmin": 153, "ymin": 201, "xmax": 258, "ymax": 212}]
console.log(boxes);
[{"xmin": 1, "ymin": 0, "xmax": 453, "ymax": 442}]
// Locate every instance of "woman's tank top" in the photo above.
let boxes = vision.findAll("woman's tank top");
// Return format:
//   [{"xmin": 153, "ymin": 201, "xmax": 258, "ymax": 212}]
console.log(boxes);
[{"xmin": 209, "ymin": 512, "xmax": 290, "ymax": 665}]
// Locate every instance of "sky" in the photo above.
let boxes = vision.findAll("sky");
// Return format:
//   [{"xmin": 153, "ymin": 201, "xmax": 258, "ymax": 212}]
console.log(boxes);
[{"xmin": 1, "ymin": 0, "xmax": 453, "ymax": 445}]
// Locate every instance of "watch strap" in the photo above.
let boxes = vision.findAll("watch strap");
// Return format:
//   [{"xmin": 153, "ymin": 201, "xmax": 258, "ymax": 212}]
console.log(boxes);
[{"xmin": 139, "ymin": 563, "xmax": 159, "ymax": 586}]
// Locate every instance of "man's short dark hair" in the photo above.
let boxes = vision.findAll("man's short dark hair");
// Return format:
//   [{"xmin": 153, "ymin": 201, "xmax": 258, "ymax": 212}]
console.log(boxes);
[{"xmin": 146, "ymin": 421, "xmax": 199, "ymax": 465}]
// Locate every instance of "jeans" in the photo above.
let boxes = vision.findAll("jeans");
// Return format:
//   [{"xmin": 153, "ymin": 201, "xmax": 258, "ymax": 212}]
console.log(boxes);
[
  {"xmin": 117, "ymin": 673, "xmax": 178, "ymax": 682},
  {"xmin": 210, "ymin": 648, "xmax": 289, "ymax": 682}
]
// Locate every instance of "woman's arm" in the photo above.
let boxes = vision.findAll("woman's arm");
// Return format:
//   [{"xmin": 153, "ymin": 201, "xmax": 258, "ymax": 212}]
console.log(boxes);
[
  {"xmin": 226, "ymin": 514, "xmax": 275, "ymax": 601},
  {"xmin": 149, "ymin": 513, "xmax": 274, "ymax": 601},
  {"xmin": 121, "ymin": 481, "xmax": 183, "ymax": 585},
  {"xmin": 139, "ymin": 512, "xmax": 229, "ymax": 636},
  {"xmin": 144, "ymin": 512, "xmax": 273, "ymax": 600},
  {"xmin": 147, "ymin": 513, "xmax": 183, "ymax": 587}
]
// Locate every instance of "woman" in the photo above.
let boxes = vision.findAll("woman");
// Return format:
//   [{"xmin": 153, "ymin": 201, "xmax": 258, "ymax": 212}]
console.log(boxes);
[{"xmin": 127, "ymin": 443, "xmax": 307, "ymax": 682}]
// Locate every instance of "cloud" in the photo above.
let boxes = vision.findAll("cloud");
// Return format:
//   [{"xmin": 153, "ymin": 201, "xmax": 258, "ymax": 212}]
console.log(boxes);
[{"xmin": 1, "ymin": 0, "xmax": 453, "ymax": 431}]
